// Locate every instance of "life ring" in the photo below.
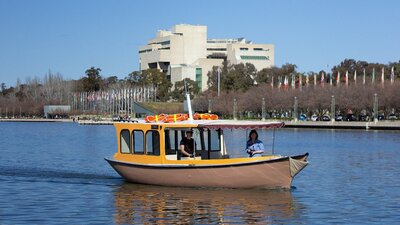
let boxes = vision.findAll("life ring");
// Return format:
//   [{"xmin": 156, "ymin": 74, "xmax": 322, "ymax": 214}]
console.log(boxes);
[
  {"xmin": 145, "ymin": 113, "xmax": 216, "ymax": 123},
  {"xmin": 209, "ymin": 114, "xmax": 219, "ymax": 120},
  {"xmin": 144, "ymin": 115, "xmax": 155, "ymax": 123},
  {"xmin": 145, "ymin": 113, "xmax": 167, "ymax": 123}
]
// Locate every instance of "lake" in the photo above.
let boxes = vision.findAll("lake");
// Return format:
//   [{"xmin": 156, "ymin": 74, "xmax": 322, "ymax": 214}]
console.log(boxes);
[{"xmin": 0, "ymin": 122, "xmax": 399, "ymax": 224}]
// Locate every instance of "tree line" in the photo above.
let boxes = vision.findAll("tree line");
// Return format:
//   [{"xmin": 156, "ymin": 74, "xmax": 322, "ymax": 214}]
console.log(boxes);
[
  {"xmin": 1, "ymin": 59, "xmax": 399, "ymax": 118},
  {"xmin": 195, "ymin": 59, "xmax": 400, "ymax": 119}
]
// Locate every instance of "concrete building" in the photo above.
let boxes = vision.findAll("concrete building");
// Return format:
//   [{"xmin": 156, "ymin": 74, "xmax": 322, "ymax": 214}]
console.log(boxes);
[{"xmin": 139, "ymin": 24, "xmax": 274, "ymax": 91}]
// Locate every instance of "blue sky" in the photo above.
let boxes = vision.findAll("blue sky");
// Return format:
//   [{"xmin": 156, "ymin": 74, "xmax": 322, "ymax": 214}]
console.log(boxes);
[{"xmin": 1, "ymin": 0, "xmax": 399, "ymax": 87}]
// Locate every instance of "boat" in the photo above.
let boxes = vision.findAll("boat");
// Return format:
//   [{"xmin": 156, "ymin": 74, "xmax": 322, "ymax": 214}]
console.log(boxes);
[{"xmin": 105, "ymin": 118, "xmax": 309, "ymax": 189}]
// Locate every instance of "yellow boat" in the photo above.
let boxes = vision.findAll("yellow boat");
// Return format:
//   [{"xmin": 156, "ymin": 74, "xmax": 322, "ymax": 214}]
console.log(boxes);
[{"xmin": 105, "ymin": 119, "xmax": 309, "ymax": 189}]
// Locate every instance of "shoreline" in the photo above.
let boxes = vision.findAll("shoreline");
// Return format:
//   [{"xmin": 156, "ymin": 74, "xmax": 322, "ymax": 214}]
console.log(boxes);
[
  {"xmin": 2, "ymin": 118, "xmax": 400, "ymax": 130},
  {"xmin": 284, "ymin": 120, "xmax": 400, "ymax": 130},
  {"xmin": 0, "ymin": 118, "xmax": 74, "ymax": 123}
]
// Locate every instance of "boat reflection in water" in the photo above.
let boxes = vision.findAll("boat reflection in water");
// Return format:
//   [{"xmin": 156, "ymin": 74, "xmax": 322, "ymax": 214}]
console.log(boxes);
[{"xmin": 113, "ymin": 183, "xmax": 303, "ymax": 224}]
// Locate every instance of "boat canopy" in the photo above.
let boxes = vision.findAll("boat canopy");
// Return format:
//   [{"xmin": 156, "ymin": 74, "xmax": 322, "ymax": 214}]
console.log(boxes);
[{"xmin": 198, "ymin": 120, "xmax": 285, "ymax": 130}]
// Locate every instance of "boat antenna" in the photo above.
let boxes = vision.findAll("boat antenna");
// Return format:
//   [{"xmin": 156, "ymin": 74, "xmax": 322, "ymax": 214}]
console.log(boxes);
[{"xmin": 184, "ymin": 79, "xmax": 194, "ymax": 121}]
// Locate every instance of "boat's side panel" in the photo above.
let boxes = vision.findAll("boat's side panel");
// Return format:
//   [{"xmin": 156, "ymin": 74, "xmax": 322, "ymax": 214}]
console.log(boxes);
[{"xmin": 107, "ymin": 158, "xmax": 294, "ymax": 189}]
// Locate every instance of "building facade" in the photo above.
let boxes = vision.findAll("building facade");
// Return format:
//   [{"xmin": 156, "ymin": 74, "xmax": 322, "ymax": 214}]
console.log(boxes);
[{"xmin": 139, "ymin": 24, "xmax": 274, "ymax": 91}]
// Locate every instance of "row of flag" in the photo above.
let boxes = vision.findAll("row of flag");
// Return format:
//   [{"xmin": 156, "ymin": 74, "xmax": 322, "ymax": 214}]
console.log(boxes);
[
  {"xmin": 72, "ymin": 86, "xmax": 157, "ymax": 102},
  {"xmin": 70, "ymin": 86, "xmax": 157, "ymax": 114},
  {"xmin": 270, "ymin": 67, "xmax": 396, "ymax": 89}
]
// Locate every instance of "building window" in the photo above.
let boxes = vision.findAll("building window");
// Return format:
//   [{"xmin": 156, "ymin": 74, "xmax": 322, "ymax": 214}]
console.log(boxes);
[
  {"xmin": 146, "ymin": 130, "xmax": 160, "ymax": 156},
  {"xmin": 120, "ymin": 130, "xmax": 131, "ymax": 154},
  {"xmin": 240, "ymin": 55, "xmax": 269, "ymax": 60},
  {"xmin": 139, "ymin": 49, "xmax": 152, "ymax": 54},
  {"xmin": 253, "ymin": 48, "xmax": 263, "ymax": 51},
  {"xmin": 133, "ymin": 130, "xmax": 144, "ymax": 154},
  {"xmin": 159, "ymin": 40, "xmax": 170, "ymax": 45},
  {"xmin": 240, "ymin": 48, "xmax": 249, "ymax": 51},
  {"xmin": 196, "ymin": 68, "xmax": 202, "ymax": 92},
  {"xmin": 206, "ymin": 48, "xmax": 227, "ymax": 51}
]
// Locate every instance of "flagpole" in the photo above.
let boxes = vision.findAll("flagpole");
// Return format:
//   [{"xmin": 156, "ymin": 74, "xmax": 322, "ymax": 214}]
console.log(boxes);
[{"xmin": 363, "ymin": 68, "xmax": 366, "ymax": 85}]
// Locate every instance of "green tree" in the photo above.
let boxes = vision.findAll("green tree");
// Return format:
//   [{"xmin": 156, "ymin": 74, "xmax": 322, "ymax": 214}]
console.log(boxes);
[
  {"xmin": 280, "ymin": 63, "xmax": 297, "ymax": 76},
  {"xmin": 141, "ymin": 68, "xmax": 172, "ymax": 101},
  {"xmin": 207, "ymin": 61, "xmax": 228, "ymax": 92},
  {"xmin": 222, "ymin": 63, "xmax": 255, "ymax": 92},
  {"xmin": 256, "ymin": 66, "xmax": 280, "ymax": 84},
  {"xmin": 103, "ymin": 76, "xmax": 119, "ymax": 89},
  {"xmin": 171, "ymin": 78, "xmax": 199, "ymax": 101},
  {"xmin": 82, "ymin": 67, "xmax": 103, "ymax": 92},
  {"xmin": 125, "ymin": 71, "xmax": 142, "ymax": 86}
]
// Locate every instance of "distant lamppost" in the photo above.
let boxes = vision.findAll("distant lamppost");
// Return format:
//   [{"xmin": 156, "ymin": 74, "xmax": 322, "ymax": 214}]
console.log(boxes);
[
  {"xmin": 233, "ymin": 98, "xmax": 237, "ymax": 120},
  {"xmin": 293, "ymin": 97, "xmax": 298, "ymax": 122},
  {"xmin": 262, "ymin": 98, "xmax": 266, "ymax": 121},
  {"xmin": 331, "ymin": 95, "xmax": 335, "ymax": 122},
  {"xmin": 217, "ymin": 67, "xmax": 221, "ymax": 97},
  {"xmin": 373, "ymin": 93, "xmax": 378, "ymax": 123}
]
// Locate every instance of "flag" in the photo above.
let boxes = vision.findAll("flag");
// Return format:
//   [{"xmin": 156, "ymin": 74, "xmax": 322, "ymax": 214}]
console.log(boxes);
[
  {"xmin": 363, "ymin": 68, "xmax": 366, "ymax": 85},
  {"xmin": 381, "ymin": 67, "xmax": 385, "ymax": 85},
  {"xmin": 314, "ymin": 73, "xmax": 317, "ymax": 86},
  {"xmin": 354, "ymin": 70, "xmax": 357, "ymax": 84},
  {"xmin": 284, "ymin": 75, "xmax": 288, "ymax": 87},
  {"xmin": 391, "ymin": 67, "xmax": 395, "ymax": 84},
  {"xmin": 321, "ymin": 72, "xmax": 325, "ymax": 87},
  {"xmin": 345, "ymin": 70, "xmax": 349, "ymax": 86},
  {"xmin": 291, "ymin": 73, "xmax": 295, "ymax": 88},
  {"xmin": 372, "ymin": 67, "xmax": 375, "ymax": 84},
  {"xmin": 337, "ymin": 71, "xmax": 340, "ymax": 86},
  {"xmin": 271, "ymin": 76, "xmax": 274, "ymax": 88},
  {"xmin": 278, "ymin": 76, "xmax": 282, "ymax": 89}
]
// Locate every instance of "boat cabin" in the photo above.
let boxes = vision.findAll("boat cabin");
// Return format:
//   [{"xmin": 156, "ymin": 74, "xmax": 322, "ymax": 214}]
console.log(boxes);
[{"xmin": 113, "ymin": 120, "xmax": 284, "ymax": 165}]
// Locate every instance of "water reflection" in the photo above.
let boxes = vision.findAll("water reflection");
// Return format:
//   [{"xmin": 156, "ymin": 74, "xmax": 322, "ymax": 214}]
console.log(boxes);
[{"xmin": 113, "ymin": 183, "xmax": 303, "ymax": 224}]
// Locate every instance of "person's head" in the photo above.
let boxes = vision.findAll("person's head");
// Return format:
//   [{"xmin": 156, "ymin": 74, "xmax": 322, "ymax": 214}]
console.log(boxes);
[
  {"xmin": 249, "ymin": 129, "xmax": 258, "ymax": 141},
  {"xmin": 185, "ymin": 130, "xmax": 193, "ymax": 138}
]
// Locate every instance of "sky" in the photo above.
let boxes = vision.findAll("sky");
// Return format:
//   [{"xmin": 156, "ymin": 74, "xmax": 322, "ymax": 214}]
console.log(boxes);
[{"xmin": 1, "ymin": 0, "xmax": 399, "ymax": 87}]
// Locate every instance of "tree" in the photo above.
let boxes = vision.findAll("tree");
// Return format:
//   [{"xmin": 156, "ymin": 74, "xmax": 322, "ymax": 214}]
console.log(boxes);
[
  {"xmin": 222, "ymin": 63, "xmax": 255, "ymax": 92},
  {"xmin": 171, "ymin": 78, "xmax": 199, "ymax": 101},
  {"xmin": 103, "ymin": 76, "xmax": 119, "ymax": 89},
  {"xmin": 125, "ymin": 71, "xmax": 142, "ymax": 86},
  {"xmin": 82, "ymin": 67, "xmax": 103, "ymax": 92},
  {"xmin": 141, "ymin": 68, "xmax": 172, "ymax": 101},
  {"xmin": 256, "ymin": 66, "xmax": 280, "ymax": 84},
  {"xmin": 207, "ymin": 61, "xmax": 227, "ymax": 92},
  {"xmin": 1, "ymin": 83, "xmax": 6, "ymax": 92}
]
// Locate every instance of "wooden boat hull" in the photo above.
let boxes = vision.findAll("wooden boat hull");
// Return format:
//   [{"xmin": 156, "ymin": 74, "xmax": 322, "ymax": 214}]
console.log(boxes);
[{"xmin": 105, "ymin": 153, "xmax": 308, "ymax": 189}]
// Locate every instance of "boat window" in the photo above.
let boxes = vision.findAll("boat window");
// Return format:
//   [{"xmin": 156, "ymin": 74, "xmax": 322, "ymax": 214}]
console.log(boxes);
[
  {"xmin": 146, "ymin": 131, "xmax": 160, "ymax": 156},
  {"xmin": 203, "ymin": 129, "xmax": 220, "ymax": 151},
  {"xmin": 164, "ymin": 129, "xmax": 179, "ymax": 155},
  {"xmin": 120, "ymin": 129, "xmax": 131, "ymax": 154},
  {"xmin": 133, "ymin": 130, "xmax": 144, "ymax": 154}
]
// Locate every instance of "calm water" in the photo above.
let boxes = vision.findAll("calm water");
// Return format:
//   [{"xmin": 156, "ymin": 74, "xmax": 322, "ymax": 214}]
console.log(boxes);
[{"xmin": 0, "ymin": 122, "xmax": 399, "ymax": 224}]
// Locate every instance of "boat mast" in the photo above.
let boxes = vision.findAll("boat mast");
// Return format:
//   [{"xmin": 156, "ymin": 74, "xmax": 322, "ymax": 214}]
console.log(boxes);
[{"xmin": 184, "ymin": 80, "xmax": 194, "ymax": 121}]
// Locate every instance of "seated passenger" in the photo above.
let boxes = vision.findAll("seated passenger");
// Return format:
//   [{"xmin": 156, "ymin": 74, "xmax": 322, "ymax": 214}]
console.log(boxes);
[
  {"xmin": 246, "ymin": 129, "xmax": 265, "ymax": 157},
  {"xmin": 180, "ymin": 130, "xmax": 196, "ymax": 158}
]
